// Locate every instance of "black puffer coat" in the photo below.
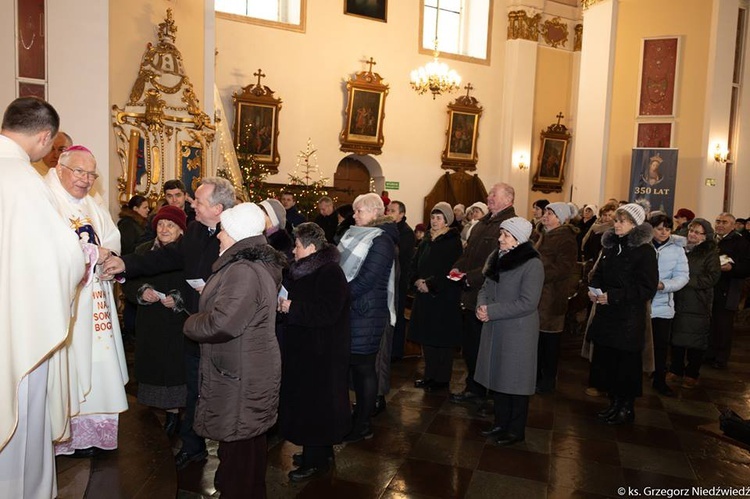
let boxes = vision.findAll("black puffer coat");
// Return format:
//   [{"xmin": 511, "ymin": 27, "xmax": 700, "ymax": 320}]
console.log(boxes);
[
  {"xmin": 408, "ymin": 228, "xmax": 463, "ymax": 347},
  {"xmin": 587, "ymin": 224, "xmax": 659, "ymax": 352},
  {"xmin": 672, "ymin": 240, "xmax": 721, "ymax": 349},
  {"xmin": 279, "ymin": 244, "xmax": 351, "ymax": 445}
]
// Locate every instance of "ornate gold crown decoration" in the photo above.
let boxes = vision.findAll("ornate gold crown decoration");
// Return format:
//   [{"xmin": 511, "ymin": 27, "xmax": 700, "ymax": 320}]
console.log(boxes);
[
  {"xmin": 507, "ymin": 10, "xmax": 541, "ymax": 41},
  {"xmin": 581, "ymin": 0, "xmax": 606, "ymax": 11}
]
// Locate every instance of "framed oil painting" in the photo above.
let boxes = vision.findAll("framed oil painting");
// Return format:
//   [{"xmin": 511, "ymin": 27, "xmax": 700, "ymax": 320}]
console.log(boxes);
[
  {"xmin": 441, "ymin": 91, "xmax": 483, "ymax": 172},
  {"xmin": 344, "ymin": 0, "xmax": 387, "ymax": 22},
  {"xmin": 340, "ymin": 62, "xmax": 389, "ymax": 155},
  {"xmin": 532, "ymin": 120, "xmax": 571, "ymax": 193},
  {"xmin": 233, "ymin": 72, "xmax": 282, "ymax": 172}
]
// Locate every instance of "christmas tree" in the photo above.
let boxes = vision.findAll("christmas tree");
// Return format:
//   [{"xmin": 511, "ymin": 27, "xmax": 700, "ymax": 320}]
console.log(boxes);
[
  {"xmin": 287, "ymin": 139, "xmax": 330, "ymax": 219},
  {"xmin": 237, "ymin": 154, "xmax": 274, "ymax": 202}
]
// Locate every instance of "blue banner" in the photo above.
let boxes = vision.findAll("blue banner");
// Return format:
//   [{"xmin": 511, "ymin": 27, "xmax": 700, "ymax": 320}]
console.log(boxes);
[{"xmin": 629, "ymin": 148, "xmax": 678, "ymax": 216}]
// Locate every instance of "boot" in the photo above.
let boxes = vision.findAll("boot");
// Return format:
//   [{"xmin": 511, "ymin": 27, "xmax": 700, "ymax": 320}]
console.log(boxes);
[
  {"xmin": 606, "ymin": 397, "xmax": 635, "ymax": 425},
  {"xmin": 596, "ymin": 396, "xmax": 620, "ymax": 421},
  {"xmin": 164, "ymin": 411, "xmax": 180, "ymax": 437}
]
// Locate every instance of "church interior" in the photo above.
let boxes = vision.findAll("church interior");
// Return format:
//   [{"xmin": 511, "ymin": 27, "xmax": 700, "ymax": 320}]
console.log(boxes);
[{"xmin": 4, "ymin": 0, "xmax": 750, "ymax": 497}]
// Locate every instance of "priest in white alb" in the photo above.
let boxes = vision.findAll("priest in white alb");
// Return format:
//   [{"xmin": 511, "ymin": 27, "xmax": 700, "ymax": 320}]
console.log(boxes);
[
  {"xmin": 0, "ymin": 97, "xmax": 86, "ymax": 498},
  {"xmin": 45, "ymin": 145, "xmax": 129, "ymax": 457}
]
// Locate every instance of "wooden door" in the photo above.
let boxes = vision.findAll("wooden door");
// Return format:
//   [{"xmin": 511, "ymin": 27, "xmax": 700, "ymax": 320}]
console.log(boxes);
[{"xmin": 332, "ymin": 157, "xmax": 371, "ymax": 206}]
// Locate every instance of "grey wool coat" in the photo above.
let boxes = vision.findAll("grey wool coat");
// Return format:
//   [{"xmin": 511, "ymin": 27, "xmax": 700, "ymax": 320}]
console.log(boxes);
[{"xmin": 474, "ymin": 242, "xmax": 545, "ymax": 395}]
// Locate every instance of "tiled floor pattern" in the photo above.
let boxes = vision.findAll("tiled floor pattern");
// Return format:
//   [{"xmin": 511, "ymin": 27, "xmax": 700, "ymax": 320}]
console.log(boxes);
[{"xmin": 60, "ymin": 320, "xmax": 750, "ymax": 498}]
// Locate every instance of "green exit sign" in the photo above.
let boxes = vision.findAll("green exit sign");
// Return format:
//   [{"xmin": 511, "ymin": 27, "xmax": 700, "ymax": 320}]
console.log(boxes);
[{"xmin": 385, "ymin": 181, "xmax": 399, "ymax": 190}]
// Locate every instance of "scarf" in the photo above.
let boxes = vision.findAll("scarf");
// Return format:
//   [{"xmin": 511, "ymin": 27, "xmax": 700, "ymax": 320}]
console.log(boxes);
[{"xmin": 338, "ymin": 224, "xmax": 397, "ymax": 326}]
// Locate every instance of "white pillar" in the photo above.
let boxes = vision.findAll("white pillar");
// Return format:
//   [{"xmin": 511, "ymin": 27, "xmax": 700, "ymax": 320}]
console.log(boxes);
[{"xmin": 569, "ymin": 0, "xmax": 618, "ymax": 207}]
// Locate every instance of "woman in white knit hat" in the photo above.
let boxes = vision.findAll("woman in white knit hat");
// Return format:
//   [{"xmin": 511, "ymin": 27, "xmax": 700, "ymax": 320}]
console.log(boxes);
[
  {"xmin": 474, "ymin": 217, "xmax": 544, "ymax": 446},
  {"xmin": 585, "ymin": 201, "xmax": 658, "ymax": 425}
]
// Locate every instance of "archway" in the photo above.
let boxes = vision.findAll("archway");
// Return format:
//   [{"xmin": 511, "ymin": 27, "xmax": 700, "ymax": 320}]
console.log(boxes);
[{"xmin": 332, "ymin": 154, "xmax": 384, "ymax": 205}]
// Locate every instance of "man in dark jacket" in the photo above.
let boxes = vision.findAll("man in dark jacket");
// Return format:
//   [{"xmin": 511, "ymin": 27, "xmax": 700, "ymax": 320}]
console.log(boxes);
[
  {"xmin": 282, "ymin": 191, "xmax": 307, "ymax": 232},
  {"xmin": 313, "ymin": 196, "xmax": 339, "ymax": 243},
  {"xmin": 103, "ymin": 177, "xmax": 236, "ymax": 470},
  {"xmin": 708, "ymin": 212, "xmax": 750, "ymax": 369},
  {"xmin": 450, "ymin": 183, "xmax": 517, "ymax": 405},
  {"xmin": 386, "ymin": 200, "xmax": 416, "ymax": 360}
]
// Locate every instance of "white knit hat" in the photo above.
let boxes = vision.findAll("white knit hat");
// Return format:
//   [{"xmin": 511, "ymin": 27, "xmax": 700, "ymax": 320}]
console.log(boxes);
[
  {"xmin": 431, "ymin": 201, "xmax": 455, "ymax": 225},
  {"xmin": 546, "ymin": 202, "xmax": 572, "ymax": 224},
  {"xmin": 583, "ymin": 204, "xmax": 598, "ymax": 216},
  {"xmin": 618, "ymin": 203, "xmax": 646, "ymax": 225},
  {"xmin": 220, "ymin": 202, "xmax": 266, "ymax": 241},
  {"xmin": 500, "ymin": 217, "xmax": 532, "ymax": 244}
]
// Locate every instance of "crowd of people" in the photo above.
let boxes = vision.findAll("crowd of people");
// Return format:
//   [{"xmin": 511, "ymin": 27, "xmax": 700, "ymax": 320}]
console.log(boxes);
[{"xmin": 2, "ymin": 96, "xmax": 750, "ymax": 498}]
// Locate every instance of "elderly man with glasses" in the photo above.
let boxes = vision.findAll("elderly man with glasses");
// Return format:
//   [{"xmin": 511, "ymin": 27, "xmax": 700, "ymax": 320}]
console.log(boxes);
[{"xmin": 44, "ymin": 145, "xmax": 129, "ymax": 458}]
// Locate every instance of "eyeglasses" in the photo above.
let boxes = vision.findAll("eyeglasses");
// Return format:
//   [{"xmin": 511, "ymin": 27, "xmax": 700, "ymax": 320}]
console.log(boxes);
[
  {"xmin": 59, "ymin": 162, "xmax": 99, "ymax": 181},
  {"xmin": 688, "ymin": 229, "xmax": 706, "ymax": 236}
]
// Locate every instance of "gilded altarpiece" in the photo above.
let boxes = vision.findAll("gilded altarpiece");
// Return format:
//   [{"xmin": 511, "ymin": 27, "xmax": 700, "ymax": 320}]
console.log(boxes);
[{"xmin": 111, "ymin": 9, "xmax": 216, "ymax": 205}]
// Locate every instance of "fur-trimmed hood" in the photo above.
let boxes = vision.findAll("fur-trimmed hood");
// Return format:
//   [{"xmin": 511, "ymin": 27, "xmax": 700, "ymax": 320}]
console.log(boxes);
[
  {"xmin": 288, "ymin": 243, "xmax": 340, "ymax": 280},
  {"xmin": 482, "ymin": 241, "xmax": 540, "ymax": 281},
  {"xmin": 118, "ymin": 206, "xmax": 148, "ymax": 227},
  {"xmin": 686, "ymin": 236, "xmax": 718, "ymax": 256},
  {"xmin": 213, "ymin": 235, "xmax": 288, "ymax": 273},
  {"xmin": 601, "ymin": 222, "xmax": 653, "ymax": 249}
]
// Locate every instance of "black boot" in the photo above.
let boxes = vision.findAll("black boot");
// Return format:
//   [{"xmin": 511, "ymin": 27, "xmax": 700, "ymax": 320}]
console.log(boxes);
[
  {"xmin": 372, "ymin": 395, "xmax": 386, "ymax": 417},
  {"xmin": 164, "ymin": 412, "xmax": 180, "ymax": 437},
  {"xmin": 596, "ymin": 396, "xmax": 620, "ymax": 421},
  {"xmin": 606, "ymin": 397, "xmax": 635, "ymax": 425}
]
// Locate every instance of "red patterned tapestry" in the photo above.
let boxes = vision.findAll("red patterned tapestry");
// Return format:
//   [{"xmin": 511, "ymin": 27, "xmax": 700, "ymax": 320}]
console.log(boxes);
[{"xmin": 639, "ymin": 38, "xmax": 678, "ymax": 116}]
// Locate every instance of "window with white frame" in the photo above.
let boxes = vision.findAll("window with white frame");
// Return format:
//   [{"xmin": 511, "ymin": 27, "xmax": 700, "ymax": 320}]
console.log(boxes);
[
  {"xmin": 421, "ymin": 0, "xmax": 492, "ymax": 63},
  {"xmin": 215, "ymin": 0, "xmax": 305, "ymax": 32}
]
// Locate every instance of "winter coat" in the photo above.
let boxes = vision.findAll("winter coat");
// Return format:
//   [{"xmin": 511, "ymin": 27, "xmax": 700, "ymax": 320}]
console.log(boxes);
[
  {"xmin": 581, "ymin": 220, "xmax": 612, "ymax": 264},
  {"xmin": 576, "ymin": 216, "xmax": 597, "ymax": 258},
  {"xmin": 279, "ymin": 244, "xmax": 352, "ymax": 445},
  {"xmin": 474, "ymin": 242, "xmax": 544, "ymax": 395},
  {"xmin": 408, "ymin": 228, "xmax": 463, "ymax": 347},
  {"xmin": 122, "ymin": 240, "xmax": 188, "ymax": 392},
  {"xmin": 672, "ymin": 239, "xmax": 721, "ymax": 349},
  {"xmin": 650, "ymin": 235, "xmax": 689, "ymax": 319},
  {"xmin": 183, "ymin": 236, "xmax": 285, "ymax": 442},
  {"xmin": 587, "ymin": 224, "xmax": 659, "ymax": 352},
  {"xmin": 346, "ymin": 217, "xmax": 399, "ymax": 355},
  {"xmin": 715, "ymin": 231, "xmax": 750, "ymax": 311},
  {"xmin": 267, "ymin": 227, "xmax": 294, "ymax": 263},
  {"xmin": 123, "ymin": 221, "xmax": 221, "ymax": 356},
  {"xmin": 454, "ymin": 205, "xmax": 517, "ymax": 310},
  {"xmin": 395, "ymin": 217, "xmax": 416, "ymax": 299},
  {"xmin": 536, "ymin": 224, "xmax": 579, "ymax": 332},
  {"xmin": 117, "ymin": 207, "xmax": 148, "ymax": 255},
  {"xmin": 313, "ymin": 212, "xmax": 339, "ymax": 244}
]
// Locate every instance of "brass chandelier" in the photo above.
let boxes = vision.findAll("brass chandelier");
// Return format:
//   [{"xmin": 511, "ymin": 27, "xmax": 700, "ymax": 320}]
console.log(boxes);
[{"xmin": 410, "ymin": 1, "xmax": 461, "ymax": 99}]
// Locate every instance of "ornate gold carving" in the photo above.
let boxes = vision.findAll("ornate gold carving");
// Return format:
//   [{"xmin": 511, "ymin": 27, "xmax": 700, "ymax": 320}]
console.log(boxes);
[
  {"xmin": 581, "ymin": 0, "xmax": 605, "ymax": 10},
  {"xmin": 507, "ymin": 10, "xmax": 541, "ymax": 41},
  {"xmin": 574, "ymin": 24, "xmax": 583, "ymax": 51},
  {"xmin": 541, "ymin": 17, "xmax": 569, "ymax": 49}
]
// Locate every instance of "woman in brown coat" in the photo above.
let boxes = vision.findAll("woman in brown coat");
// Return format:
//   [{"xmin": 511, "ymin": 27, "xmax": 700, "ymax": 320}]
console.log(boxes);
[
  {"xmin": 535, "ymin": 202, "xmax": 579, "ymax": 393},
  {"xmin": 184, "ymin": 203, "xmax": 286, "ymax": 499}
]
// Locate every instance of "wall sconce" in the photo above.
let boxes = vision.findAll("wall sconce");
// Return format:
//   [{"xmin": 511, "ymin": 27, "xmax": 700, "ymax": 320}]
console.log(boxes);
[
  {"xmin": 714, "ymin": 143, "xmax": 729, "ymax": 163},
  {"xmin": 517, "ymin": 153, "xmax": 528, "ymax": 171}
]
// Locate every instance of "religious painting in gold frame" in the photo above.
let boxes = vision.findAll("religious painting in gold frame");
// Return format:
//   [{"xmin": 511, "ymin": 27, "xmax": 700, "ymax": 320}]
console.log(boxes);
[
  {"xmin": 441, "ymin": 91, "xmax": 483, "ymax": 172},
  {"xmin": 532, "ymin": 120, "xmax": 571, "ymax": 193},
  {"xmin": 178, "ymin": 139, "xmax": 205, "ymax": 198},
  {"xmin": 340, "ymin": 61, "xmax": 389, "ymax": 155},
  {"xmin": 233, "ymin": 72, "xmax": 282, "ymax": 172}
]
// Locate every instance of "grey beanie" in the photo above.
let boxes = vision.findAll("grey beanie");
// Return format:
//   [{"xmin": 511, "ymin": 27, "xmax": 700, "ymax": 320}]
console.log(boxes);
[
  {"xmin": 618, "ymin": 203, "xmax": 647, "ymax": 225},
  {"xmin": 500, "ymin": 217, "xmax": 532, "ymax": 244},
  {"xmin": 431, "ymin": 202, "xmax": 455, "ymax": 226},
  {"xmin": 260, "ymin": 199, "xmax": 287, "ymax": 229},
  {"xmin": 546, "ymin": 202, "xmax": 572, "ymax": 224},
  {"xmin": 690, "ymin": 218, "xmax": 714, "ymax": 240}
]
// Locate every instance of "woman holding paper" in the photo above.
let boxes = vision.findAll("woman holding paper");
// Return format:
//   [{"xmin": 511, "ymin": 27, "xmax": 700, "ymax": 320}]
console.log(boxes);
[
  {"xmin": 586, "ymin": 202, "xmax": 658, "ymax": 425},
  {"xmin": 277, "ymin": 223, "xmax": 351, "ymax": 481},
  {"xmin": 122, "ymin": 205, "xmax": 188, "ymax": 437}
]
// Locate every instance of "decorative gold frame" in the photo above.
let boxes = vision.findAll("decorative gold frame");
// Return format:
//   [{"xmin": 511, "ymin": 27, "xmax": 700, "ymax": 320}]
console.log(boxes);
[
  {"xmin": 441, "ymin": 87, "xmax": 483, "ymax": 172},
  {"xmin": 540, "ymin": 17, "xmax": 569, "ymax": 49},
  {"xmin": 532, "ymin": 118, "xmax": 571, "ymax": 193},
  {"xmin": 233, "ymin": 70, "xmax": 282, "ymax": 172},
  {"xmin": 340, "ymin": 60, "xmax": 389, "ymax": 155}
]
